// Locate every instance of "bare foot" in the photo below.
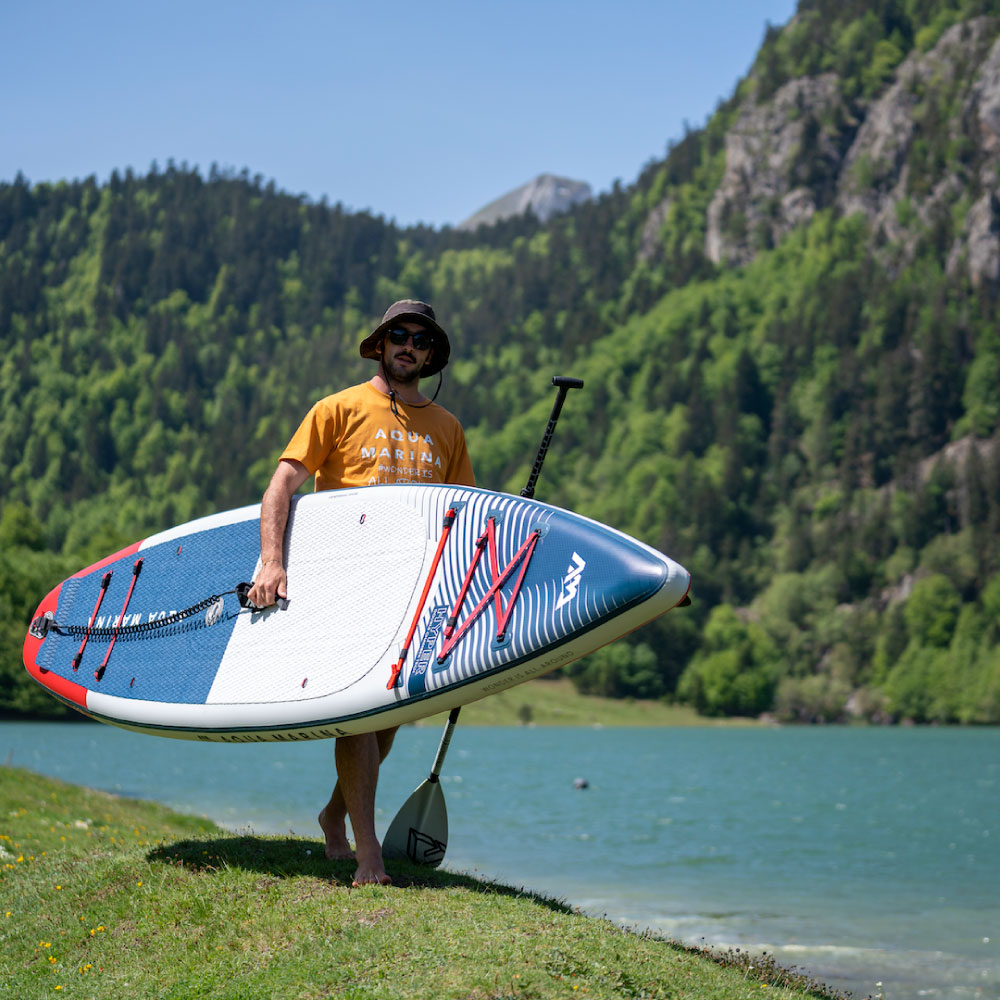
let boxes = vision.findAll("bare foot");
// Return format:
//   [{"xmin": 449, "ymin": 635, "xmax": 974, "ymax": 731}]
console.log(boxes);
[
  {"xmin": 318, "ymin": 807, "xmax": 355, "ymax": 860},
  {"xmin": 351, "ymin": 847, "xmax": 393, "ymax": 887}
]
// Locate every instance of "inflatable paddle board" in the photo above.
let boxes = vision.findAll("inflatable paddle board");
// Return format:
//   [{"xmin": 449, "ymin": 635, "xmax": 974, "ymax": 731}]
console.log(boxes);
[{"xmin": 23, "ymin": 484, "xmax": 691, "ymax": 742}]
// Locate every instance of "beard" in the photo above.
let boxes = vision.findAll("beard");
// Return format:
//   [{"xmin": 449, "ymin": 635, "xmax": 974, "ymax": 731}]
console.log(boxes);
[{"xmin": 383, "ymin": 354, "xmax": 423, "ymax": 384}]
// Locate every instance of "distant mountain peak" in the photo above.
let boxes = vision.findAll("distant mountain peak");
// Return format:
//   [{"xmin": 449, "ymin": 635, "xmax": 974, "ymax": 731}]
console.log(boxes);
[{"xmin": 458, "ymin": 173, "xmax": 592, "ymax": 230}]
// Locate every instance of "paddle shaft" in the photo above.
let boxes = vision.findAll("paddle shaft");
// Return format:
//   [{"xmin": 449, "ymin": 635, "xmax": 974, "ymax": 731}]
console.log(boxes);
[
  {"xmin": 428, "ymin": 707, "xmax": 461, "ymax": 782},
  {"xmin": 521, "ymin": 376, "xmax": 584, "ymax": 500}
]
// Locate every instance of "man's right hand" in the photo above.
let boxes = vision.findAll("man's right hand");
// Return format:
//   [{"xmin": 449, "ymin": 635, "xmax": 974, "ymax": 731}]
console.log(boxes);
[{"xmin": 247, "ymin": 561, "xmax": 287, "ymax": 608}]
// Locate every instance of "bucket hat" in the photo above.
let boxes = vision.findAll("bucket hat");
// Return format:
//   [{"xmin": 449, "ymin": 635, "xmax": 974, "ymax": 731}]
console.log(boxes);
[{"xmin": 359, "ymin": 300, "xmax": 451, "ymax": 377}]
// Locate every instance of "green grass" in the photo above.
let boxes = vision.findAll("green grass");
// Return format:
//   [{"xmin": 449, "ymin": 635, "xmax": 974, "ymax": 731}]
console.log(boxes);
[
  {"xmin": 414, "ymin": 678, "xmax": 759, "ymax": 728},
  {"xmin": 0, "ymin": 765, "xmax": 848, "ymax": 1000}
]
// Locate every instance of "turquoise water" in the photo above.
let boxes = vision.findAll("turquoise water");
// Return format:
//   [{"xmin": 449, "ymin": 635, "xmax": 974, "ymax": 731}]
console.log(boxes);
[{"xmin": 3, "ymin": 722, "xmax": 998, "ymax": 999}]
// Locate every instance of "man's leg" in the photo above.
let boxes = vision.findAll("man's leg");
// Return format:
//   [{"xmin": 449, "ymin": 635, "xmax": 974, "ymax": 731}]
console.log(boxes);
[
  {"xmin": 317, "ymin": 782, "xmax": 353, "ymax": 860},
  {"xmin": 319, "ymin": 727, "xmax": 397, "ymax": 883}
]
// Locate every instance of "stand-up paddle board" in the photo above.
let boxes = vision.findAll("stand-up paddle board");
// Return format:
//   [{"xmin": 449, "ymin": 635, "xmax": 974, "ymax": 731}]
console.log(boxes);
[{"xmin": 24, "ymin": 484, "xmax": 690, "ymax": 741}]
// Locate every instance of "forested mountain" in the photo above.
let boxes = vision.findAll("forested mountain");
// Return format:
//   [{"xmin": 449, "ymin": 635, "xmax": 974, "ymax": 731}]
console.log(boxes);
[{"xmin": 4, "ymin": 0, "xmax": 1000, "ymax": 723}]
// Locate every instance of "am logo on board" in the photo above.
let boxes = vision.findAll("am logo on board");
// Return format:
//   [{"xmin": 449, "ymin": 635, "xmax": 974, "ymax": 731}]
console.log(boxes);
[{"xmin": 555, "ymin": 553, "xmax": 586, "ymax": 611}]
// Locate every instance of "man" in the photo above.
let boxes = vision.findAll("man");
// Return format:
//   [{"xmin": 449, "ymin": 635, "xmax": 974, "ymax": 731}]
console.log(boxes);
[{"xmin": 247, "ymin": 300, "xmax": 475, "ymax": 886}]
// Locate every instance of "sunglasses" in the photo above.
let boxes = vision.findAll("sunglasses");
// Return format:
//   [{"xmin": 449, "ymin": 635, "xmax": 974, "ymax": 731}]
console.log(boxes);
[{"xmin": 386, "ymin": 327, "xmax": 434, "ymax": 351}]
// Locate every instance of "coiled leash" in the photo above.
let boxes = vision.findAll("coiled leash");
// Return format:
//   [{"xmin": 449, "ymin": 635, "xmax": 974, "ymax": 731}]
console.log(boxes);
[{"xmin": 29, "ymin": 570, "xmax": 288, "ymax": 681}]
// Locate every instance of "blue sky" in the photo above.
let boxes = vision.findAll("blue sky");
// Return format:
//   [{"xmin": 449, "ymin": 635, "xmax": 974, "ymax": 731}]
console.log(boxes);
[{"xmin": 3, "ymin": 0, "xmax": 798, "ymax": 228}]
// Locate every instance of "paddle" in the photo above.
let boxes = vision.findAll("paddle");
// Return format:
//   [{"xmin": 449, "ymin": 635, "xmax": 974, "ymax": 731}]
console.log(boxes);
[
  {"xmin": 382, "ymin": 707, "xmax": 459, "ymax": 865},
  {"xmin": 382, "ymin": 375, "xmax": 584, "ymax": 867}
]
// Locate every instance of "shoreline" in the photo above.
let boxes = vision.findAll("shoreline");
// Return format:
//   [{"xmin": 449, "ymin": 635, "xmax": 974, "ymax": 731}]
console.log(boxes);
[
  {"xmin": 0, "ymin": 763, "xmax": 850, "ymax": 999},
  {"xmin": 5, "ymin": 723, "xmax": 995, "ymax": 999}
]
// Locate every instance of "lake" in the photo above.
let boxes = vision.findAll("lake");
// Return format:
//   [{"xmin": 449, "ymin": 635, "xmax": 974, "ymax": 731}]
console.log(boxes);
[{"xmin": 3, "ymin": 721, "xmax": 998, "ymax": 1000}]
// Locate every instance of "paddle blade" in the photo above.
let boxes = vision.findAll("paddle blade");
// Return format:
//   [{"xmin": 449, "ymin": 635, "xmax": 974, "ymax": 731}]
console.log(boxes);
[{"xmin": 383, "ymin": 777, "xmax": 448, "ymax": 867}]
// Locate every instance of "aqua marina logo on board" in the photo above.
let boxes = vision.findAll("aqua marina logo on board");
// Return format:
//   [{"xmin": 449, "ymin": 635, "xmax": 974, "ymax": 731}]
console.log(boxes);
[{"xmin": 555, "ymin": 553, "xmax": 586, "ymax": 611}]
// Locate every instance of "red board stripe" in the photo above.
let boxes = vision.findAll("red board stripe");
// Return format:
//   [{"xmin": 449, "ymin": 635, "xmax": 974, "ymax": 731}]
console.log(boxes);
[
  {"xmin": 21, "ymin": 538, "xmax": 145, "ymax": 711},
  {"xmin": 72, "ymin": 539, "xmax": 143, "ymax": 578},
  {"xmin": 25, "ymin": 659, "xmax": 91, "ymax": 709},
  {"xmin": 21, "ymin": 580, "xmax": 89, "ymax": 709}
]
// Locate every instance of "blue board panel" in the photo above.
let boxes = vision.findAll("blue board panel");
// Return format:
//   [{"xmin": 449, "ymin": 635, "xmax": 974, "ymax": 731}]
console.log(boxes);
[
  {"xmin": 426, "ymin": 500, "xmax": 670, "ymax": 688},
  {"xmin": 540, "ymin": 506, "xmax": 669, "ymax": 614},
  {"xmin": 36, "ymin": 519, "xmax": 260, "ymax": 705}
]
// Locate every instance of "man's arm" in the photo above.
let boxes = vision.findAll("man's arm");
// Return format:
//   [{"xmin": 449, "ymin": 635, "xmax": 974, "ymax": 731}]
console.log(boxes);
[{"xmin": 247, "ymin": 458, "xmax": 311, "ymax": 607}]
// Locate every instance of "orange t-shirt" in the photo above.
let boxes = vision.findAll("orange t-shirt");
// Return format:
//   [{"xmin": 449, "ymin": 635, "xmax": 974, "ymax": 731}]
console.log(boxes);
[{"xmin": 280, "ymin": 382, "xmax": 476, "ymax": 491}]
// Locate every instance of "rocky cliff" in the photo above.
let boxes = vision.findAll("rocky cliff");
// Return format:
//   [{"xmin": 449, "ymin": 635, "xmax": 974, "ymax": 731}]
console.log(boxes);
[{"xmin": 656, "ymin": 16, "xmax": 1000, "ymax": 285}]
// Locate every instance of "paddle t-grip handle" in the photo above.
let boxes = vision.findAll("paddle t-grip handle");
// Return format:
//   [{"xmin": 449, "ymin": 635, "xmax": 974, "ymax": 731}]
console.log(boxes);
[{"xmin": 521, "ymin": 376, "xmax": 584, "ymax": 500}]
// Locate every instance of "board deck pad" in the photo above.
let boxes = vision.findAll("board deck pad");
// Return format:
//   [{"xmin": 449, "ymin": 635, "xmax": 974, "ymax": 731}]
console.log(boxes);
[{"xmin": 24, "ymin": 485, "xmax": 691, "ymax": 741}]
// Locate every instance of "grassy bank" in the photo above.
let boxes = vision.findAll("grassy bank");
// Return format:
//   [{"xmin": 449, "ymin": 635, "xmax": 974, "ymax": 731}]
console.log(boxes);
[
  {"xmin": 0, "ymin": 766, "xmax": 845, "ymax": 1000},
  {"xmin": 415, "ymin": 678, "xmax": 758, "ymax": 727}
]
